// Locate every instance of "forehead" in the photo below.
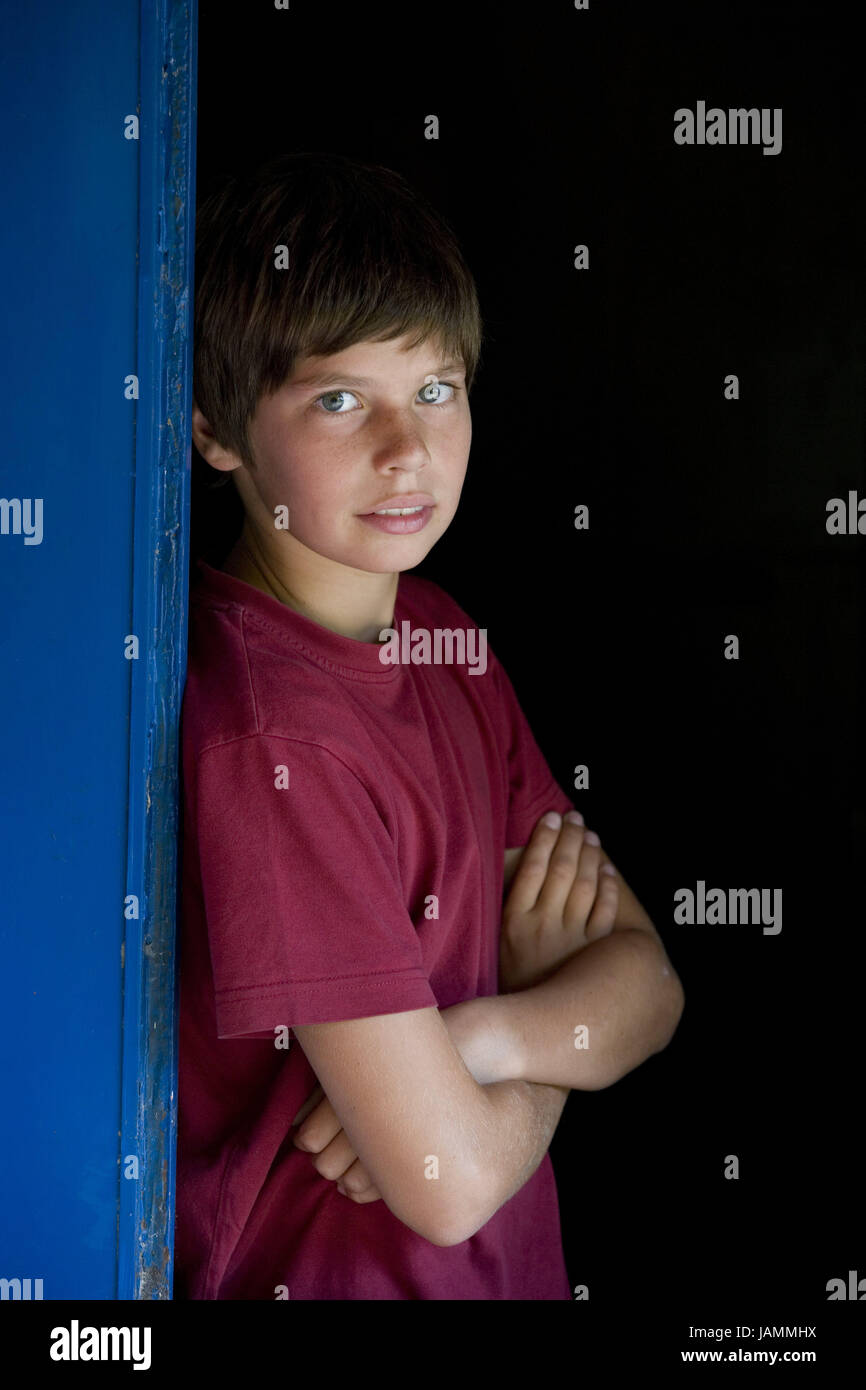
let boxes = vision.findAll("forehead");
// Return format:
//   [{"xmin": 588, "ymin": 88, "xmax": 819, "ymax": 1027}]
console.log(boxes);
[{"xmin": 287, "ymin": 335, "xmax": 463, "ymax": 388}]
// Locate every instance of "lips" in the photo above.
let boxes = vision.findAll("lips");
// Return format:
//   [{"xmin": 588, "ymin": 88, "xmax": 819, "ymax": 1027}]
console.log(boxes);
[
  {"xmin": 358, "ymin": 493, "xmax": 435, "ymax": 515},
  {"xmin": 357, "ymin": 504, "xmax": 434, "ymax": 535}
]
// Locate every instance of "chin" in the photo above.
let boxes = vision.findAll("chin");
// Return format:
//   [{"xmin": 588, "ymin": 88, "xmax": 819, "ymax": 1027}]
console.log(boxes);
[
  {"xmin": 348, "ymin": 533, "xmax": 444, "ymax": 573},
  {"xmin": 356, "ymin": 547, "xmax": 436, "ymax": 575},
  {"xmin": 304, "ymin": 519, "xmax": 447, "ymax": 573}
]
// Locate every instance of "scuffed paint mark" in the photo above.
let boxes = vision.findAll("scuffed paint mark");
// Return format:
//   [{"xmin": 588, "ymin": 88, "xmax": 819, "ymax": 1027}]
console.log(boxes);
[{"xmin": 120, "ymin": 0, "xmax": 197, "ymax": 1305}]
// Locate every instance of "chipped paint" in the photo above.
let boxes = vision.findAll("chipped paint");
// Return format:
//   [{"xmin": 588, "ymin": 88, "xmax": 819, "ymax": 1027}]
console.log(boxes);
[{"xmin": 117, "ymin": 0, "xmax": 197, "ymax": 1303}]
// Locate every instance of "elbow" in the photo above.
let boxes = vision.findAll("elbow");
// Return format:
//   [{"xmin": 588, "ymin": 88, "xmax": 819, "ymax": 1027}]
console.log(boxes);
[
  {"xmin": 388, "ymin": 1201, "xmax": 463, "ymax": 1248},
  {"xmin": 415, "ymin": 1209, "xmax": 479, "ymax": 1249},
  {"xmin": 426, "ymin": 1188, "xmax": 488, "ymax": 1247},
  {"xmin": 426, "ymin": 1158, "xmax": 496, "ymax": 1247},
  {"xmin": 664, "ymin": 973, "xmax": 686, "ymax": 1042},
  {"xmin": 437, "ymin": 1153, "xmax": 518, "ymax": 1246},
  {"xmin": 432, "ymin": 1207, "xmax": 487, "ymax": 1248},
  {"xmin": 593, "ymin": 969, "xmax": 686, "ymax": 1092},
  {"xmin": 389, "ymin": 1176, "xmax": 486, "ymax": 1249},
  {"xmin": 650, "ymin": 971, "xmax": 685, "ymax": 1063},
  {"xmin": 426, "ymin": 1221, "xmax": 471, "ymax": 1249},
  {"xmin": 642, "ymin": 938, "xmax": 686, "ymax": 1055}
]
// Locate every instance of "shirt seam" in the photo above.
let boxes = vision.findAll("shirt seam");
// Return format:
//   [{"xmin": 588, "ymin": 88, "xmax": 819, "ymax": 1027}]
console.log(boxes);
[
  {"xmin": 196, "ymin": 728, "xmax": 375, "ymax": 769},
  {"xmin": 194, "ymin": 733, "xmax": 398, "ymax": 834},
  {"xmin": 216, "ymin": 968, "xmax": 432, "ymax": 1001},
  {"xmin": 192, "ymin": 594, "xmax": 401, "ymax": 684},
  {"xmin": 507, "ymin": 777, "xmax": 573, "ymax": 841}
]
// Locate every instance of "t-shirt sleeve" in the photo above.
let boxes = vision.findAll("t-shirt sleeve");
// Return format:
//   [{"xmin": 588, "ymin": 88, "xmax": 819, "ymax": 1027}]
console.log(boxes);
[
  {"xmin": 193, "ymin": 733, "xmax": 439, "ymax": 1038},
  {"xmin": 490, "ymin": 652, "xmax": 576, "ymax": 847}
]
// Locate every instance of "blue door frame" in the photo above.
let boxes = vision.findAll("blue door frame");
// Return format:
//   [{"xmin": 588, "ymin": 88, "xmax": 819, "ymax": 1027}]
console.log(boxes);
[
  {"xmin": 118, "ymin": 0, "xmax": 197, "ymax": 1300},
  {"xmin": 0, "ymin": 0, "xmax": 197, "ymax": 1300}
]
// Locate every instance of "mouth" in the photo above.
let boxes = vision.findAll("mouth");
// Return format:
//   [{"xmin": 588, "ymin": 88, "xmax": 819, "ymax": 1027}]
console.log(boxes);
[
  {"xmin": 358, "ymin": 493, "xmax": 435, "ymax": 516},
  {"xmin": 370, "ymin": 505, "xmax": 426, "ymax": 516},
  {"xmin": 357, "ymin": 502, "xmax": 435, "ymax": 535}
]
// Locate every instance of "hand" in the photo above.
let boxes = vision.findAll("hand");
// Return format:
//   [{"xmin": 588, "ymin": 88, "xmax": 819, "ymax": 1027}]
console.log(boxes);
[
  {"xmin": 288, "ymin": 999, "xmax": 510, "ymax": 1203},
  {"xmin": 499, "ymin": 810, "xmax": 619, "ymax": 993},
  {"xmin": 291, "ymin": 1084, "xmax": 384, "ymax": 1205}
]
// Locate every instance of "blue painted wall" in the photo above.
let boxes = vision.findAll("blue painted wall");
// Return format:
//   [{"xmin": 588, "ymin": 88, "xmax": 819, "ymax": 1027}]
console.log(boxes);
[{"xmin": 0, "ymin": 0, "xmax": 196, "ymax": 1299}]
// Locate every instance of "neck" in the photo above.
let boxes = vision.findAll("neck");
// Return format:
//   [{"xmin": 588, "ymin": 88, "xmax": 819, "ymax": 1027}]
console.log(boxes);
[{"xmin": 220, "ymin": 526, "xmax": 399, "ymax": 644}]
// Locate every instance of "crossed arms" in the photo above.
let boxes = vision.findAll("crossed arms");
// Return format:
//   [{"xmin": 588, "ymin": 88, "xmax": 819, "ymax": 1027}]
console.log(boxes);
[{"xmin": 290, "ymin": 811, "xmax": 685, "ymax": 1248}]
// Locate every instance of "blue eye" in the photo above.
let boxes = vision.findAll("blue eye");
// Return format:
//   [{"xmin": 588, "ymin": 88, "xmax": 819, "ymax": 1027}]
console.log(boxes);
[
  {"xmin": 418, "ymin": 380, "xmax": 457, "ymax": 406},
  {"xmin": 316, "ymin": 389, "xmax": 360, "ymax": 414},
  {"xmin": 312, "ymin": 381, "xmax": 461, "ymax": 415}
]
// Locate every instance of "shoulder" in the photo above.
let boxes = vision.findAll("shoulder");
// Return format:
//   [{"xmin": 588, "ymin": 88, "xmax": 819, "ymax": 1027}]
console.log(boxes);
[
  {"xmin": 183, "ymin": 590, "xmax": 257, "ymax": 747},
  {"xmin": 182, "ymin": 591, "xmax": 376, "ymax": 770}
]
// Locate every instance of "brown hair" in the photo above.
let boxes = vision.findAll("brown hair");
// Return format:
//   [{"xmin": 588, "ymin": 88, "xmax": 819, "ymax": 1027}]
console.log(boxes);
[{"xmin": 193, "ymin": 151, "xmax": 484, "ymax": 473}]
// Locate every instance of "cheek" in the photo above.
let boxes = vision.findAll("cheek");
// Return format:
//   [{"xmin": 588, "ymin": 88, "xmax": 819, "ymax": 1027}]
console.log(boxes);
[
  {"xmin": 452, "ymin": 412, "xmax": 472, "ymax": 458},
  {"xmin": 257, "ymin": 439, "xmax": 321, "ymax": 511},
  {"xmin": 285, "ymin": 464, "xmax": 349, "ymax": 527},
  {"xmin": 449, "ymin": 424, "xmax": 472, "ymax": 480}
]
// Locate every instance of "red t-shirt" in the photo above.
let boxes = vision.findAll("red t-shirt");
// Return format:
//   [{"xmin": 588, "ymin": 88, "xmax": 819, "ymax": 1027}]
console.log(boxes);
[{"xmin": 175, "ymin": 558, "xmax": 576, "ymax": 1300}]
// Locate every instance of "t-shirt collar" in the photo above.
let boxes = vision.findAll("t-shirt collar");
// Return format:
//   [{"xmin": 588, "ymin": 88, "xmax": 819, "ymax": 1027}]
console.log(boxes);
[{"xmin": 192, "ymin": 558, "xmax": 406, "ymax": 679}]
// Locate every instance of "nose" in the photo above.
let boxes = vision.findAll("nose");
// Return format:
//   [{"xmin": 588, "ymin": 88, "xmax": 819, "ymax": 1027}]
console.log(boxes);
[{"xmin": 370, "ymin": 410, "xmax": 430, "ymax": 473}]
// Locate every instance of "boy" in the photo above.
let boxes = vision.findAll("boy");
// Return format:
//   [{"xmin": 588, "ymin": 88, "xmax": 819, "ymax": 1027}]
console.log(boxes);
[{"xmin": 176, "ymin": 152, "xmax": 684, "ymax": 1300}]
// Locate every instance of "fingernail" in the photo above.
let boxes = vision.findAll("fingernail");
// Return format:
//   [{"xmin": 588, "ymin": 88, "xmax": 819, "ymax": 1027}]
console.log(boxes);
[
  {"xmin": 336, "ymin": 1182, "xmax": 347, "ymax": 1195},
  {"xmin": 543, "ymin": 811, "xmax": 562, "ymax": 829},
  {"xmin": 601, "ymin": 862, "xmax": 617, "ymax": 876},
  {"xmin": 584, "ymin": 830, "xmax": 600, "ymax": 846},
  {"xmin": 564, "ymin": 811, "xmax": 584, "ymax": 825}
]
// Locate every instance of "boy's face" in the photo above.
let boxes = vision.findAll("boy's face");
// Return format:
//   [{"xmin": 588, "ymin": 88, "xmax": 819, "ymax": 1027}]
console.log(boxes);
[{"xmin": 206, "ymin": 334, "xmax": 472, "ymax": 578}]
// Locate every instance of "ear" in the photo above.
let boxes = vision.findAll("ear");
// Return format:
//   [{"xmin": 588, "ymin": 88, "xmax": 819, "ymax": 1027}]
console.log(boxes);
[{"xmin": 191, "ymin": 399, "xmax": 241, "ymax": 472}]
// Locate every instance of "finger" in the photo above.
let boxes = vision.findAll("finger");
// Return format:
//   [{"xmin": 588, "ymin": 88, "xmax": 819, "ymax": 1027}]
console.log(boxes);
[
  {"xmin": 584, "ymin": 863, "xmax": 619, "ymax": 941},
  {"xmin": 535, "ymin": 814, "xmax": 588, "ymax": 916},
  {"xmin": 293, "ymin": 1095, "xmax": 342, "ymax": 1154},
  {"xmin": 290, "ymin": 1082, "xmax": 325, "ymax": 1129},
  {"xmin": 337, "ymin": 1157, "xmax": 382, "ymax": 1201},
  {"xmin": 561, "ymin": 830, "xmax": 603, "ymax": 928},
  {"xmin": 338, "ymin": 1182, "xmax": 383, "ymax": 1204},
  {"xmin": 306, "ymin": 1127, "xmax": 361, "ymax": 1181},
  {"xmin": 503, "ymin": 811, "xmax": 567, "ymax": 915}
]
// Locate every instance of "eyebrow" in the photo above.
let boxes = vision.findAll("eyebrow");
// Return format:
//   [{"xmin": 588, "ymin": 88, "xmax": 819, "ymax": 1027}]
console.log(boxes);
[{"xmin": 287, "ymin": 361, "xmax": 467, "ymax": 389}]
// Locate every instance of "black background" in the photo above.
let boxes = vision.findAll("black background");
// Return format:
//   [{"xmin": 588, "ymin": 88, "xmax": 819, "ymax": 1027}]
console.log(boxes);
[{"xmin": 191, "ymin": 0, "xmax": 864, "ymax": 1317}]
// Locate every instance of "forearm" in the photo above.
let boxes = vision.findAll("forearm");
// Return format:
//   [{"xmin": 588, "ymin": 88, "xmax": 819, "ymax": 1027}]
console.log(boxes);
[
  {"xmin": 460, "ymin": 1077, "xmax": 569, "ymax": 1240},
  {"xmin": 498, "ymin": 929, "xmax": 685, "ymax": 1090}
]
